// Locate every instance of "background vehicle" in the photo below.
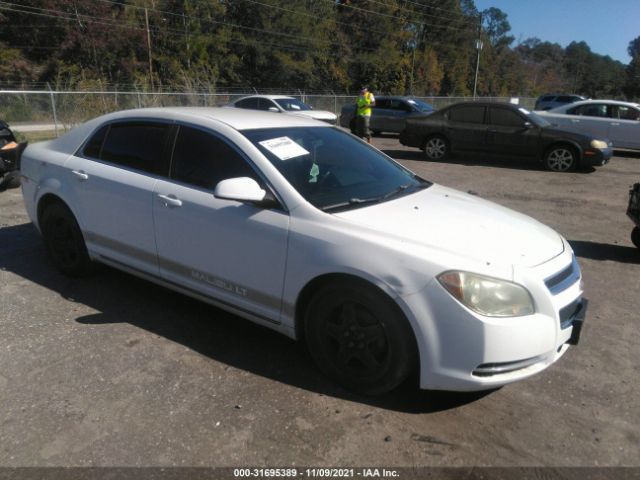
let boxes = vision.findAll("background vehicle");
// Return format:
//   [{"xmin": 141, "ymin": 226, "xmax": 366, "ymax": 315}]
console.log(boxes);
[
  {"xmin": 0, "ymin": 120, "xmax": 27, "ymax": 191},
  {"xmin": 229, "ymin": 95, "xmax": 337, "ymax": 124},
  {"xmin": 340, "ymin": 96, "xmax": 434, "ymax": 135},
  {"xmin": 534, "ymin": 94, "xmax": 586, "ymax": 111},
  {"xmin": 628, "ymin": 183, "xmax": 640, "ymax": 249},
  {"xmin": 537, "ymin": 99, "xmax": 640, "ymax": 150},
  {"xmin": 21, "ymin": 107, "xmax": 586, "ymax": 395},
  {"xmin": 399, "ymin": 102, "xmax": 612, "ymax": 172}
]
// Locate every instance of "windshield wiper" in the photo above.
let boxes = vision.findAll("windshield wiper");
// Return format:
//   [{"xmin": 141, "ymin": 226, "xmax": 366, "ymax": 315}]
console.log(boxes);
[{"xmin": 321, "ymin": 183, "xmax": 429, "ymax": 212}]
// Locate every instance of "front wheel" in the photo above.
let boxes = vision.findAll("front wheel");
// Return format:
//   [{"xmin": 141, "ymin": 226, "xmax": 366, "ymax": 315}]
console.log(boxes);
[
  {"xmin": 423, "ymin": 136, "xmax": 449, "ymax": 161},
  {"xmin": 41, "ymin": 203, "xmax": 94, "ymax": 277},
  {"xmin": 544, "ymin": 146, "xmax": 577, "ymax": 172},
  {"xmin": 305, "ymin": 281, "xmax": 417, "ymax": 396},
  {"xmin": 631, "ymin": 227, "xmax": 640, "ymax": 249}
]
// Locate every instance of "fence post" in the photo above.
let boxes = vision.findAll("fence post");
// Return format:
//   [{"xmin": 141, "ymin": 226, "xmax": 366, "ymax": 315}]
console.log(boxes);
[{"xmin": 46, "ymin": 83, "xmax": 59, "ymax": 138}]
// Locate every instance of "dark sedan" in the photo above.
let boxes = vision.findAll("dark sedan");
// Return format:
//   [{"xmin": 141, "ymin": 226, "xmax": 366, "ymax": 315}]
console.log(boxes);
[
  {"xmin": 340, "ymin": 96, "xmax": 434, "ymax": 135},
  {"xmin": 399, "ymin": 102, "xmax": 612, "ymax": 172}
]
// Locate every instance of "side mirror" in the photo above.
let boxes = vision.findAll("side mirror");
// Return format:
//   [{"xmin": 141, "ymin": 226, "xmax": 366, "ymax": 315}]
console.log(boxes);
[
  {"xmin": 523, "ymin": 121, "xmax": 534, "ymax": 129},
  {"xmin": 268, "ymin": 106, "xmax": 279, "ymax": 113},
  {"xmin": 214, "ymin": 177, "xmax": 266, "ymax": 203}
]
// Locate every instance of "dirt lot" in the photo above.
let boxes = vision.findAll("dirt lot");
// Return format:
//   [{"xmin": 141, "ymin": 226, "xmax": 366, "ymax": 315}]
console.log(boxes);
[{"xmin": 1, "ymin": 137, "xmax": 639, "ymax": 468}]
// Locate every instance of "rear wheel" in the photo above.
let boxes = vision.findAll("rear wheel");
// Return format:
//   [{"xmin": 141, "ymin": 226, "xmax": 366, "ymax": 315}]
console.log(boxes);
[
  {"xmin": 423, "ymin": 136, "xmax": 449, "ymax": 161},
  {"xmin": 41, "ymin": 203, "xmax": 94, "ymax": 277},
  {"xmin": 305, "ymin": 281, "xmax": 417, "ymax": 396},
  {"xmin": 631, "ymin": 227, "xmax": 640, "ymax": 249},
  {"xmin": 544, "ymin": 146, "xmax": 577, "ymax": 172}
]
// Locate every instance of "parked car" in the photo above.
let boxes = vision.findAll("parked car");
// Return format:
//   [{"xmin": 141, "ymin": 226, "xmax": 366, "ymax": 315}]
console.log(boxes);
[
  {"xmin": 628, "ymin": 183, "xmax": 640, "ymax": 249},
  {"xmin": 339, "ymin": 96, "xmax": 435, "ymax": 134},
  {"xmin": 399, "ymin": 102, "xmax": 612, "ymax": 172},
  {"xmin": 0, "ymin": 120, "xmax": 27, "ymax": 191},
  {"xmin": 21, "ymin": 107, "xmax": 587, "ymax": 395},
  {"xmin": 537, "ymin": 100, "xmax": 640, "ymax": 150},
  {"xmin": 534, "ymin": 94, "xmax": 586, "ymax": 111},
  {"xmin": 229, "ymin": 95, "xmax": 337, "ymax": 124}
]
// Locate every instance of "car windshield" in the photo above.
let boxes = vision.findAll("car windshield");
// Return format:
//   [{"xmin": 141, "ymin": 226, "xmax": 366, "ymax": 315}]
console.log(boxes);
[
  {"xmin": 407, "ymin": 99, "xmax": 434, "ymax": 112},
  {"xmin": 519, "ymin": 108, "xmax": 551, "ymax": 127},
  {"xmin": 274, "ymin": 98, "xmax": 312, "ymax": 111},
  {"xmin": 242, "ymin": 127, "xmax": 430, "ymax": 212}
]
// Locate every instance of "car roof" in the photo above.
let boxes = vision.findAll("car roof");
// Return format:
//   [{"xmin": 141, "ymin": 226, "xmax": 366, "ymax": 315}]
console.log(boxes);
[
  {"xmin": 92, "ymin": 107, "xmax": 330, "ymax": 131},
  {"xmin": 234, "ymin": 95, "xmax": 296, "ymax": 101},
  {"xmin": 563, "ymin": 99, "xmax": 640, "ymax": 108}
]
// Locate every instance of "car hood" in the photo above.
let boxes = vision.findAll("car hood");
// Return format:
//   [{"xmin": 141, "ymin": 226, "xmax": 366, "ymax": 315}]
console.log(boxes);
[
  {"xmin": 334, "ymin": 184, "xmax": 564, "ymax": 268},
  {"xmin": 288, "ymin": 110, "xmax": 337, "ymax": 121}
]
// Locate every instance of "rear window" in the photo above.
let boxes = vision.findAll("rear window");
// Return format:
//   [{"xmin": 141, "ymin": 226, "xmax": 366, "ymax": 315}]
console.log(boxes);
[
  {"xmin": 449, "ymin": 105, "xmax": 485, "ymax": 124},
  {"xmin": 100, "ymin": 123, "xmax": 169, "ymax": 173}
]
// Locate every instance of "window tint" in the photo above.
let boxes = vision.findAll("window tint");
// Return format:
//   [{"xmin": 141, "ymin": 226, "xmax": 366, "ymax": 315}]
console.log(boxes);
[
  {"xmin": 100, "ymin": 123, "xmax": 168, "ymax": 172},
  {"xmin": 490, "ymin": 108, "xmax": 525, "ymax": 127},
  {"xmin": 83, "ymin": 125, "xmax": 109, "ymax": 159},
  {"xmin": 449, "ymin": 105, "xmax": 485, "ymax": 124},
  {"xmin": 171, "ymin": 126, "xmax": 258, "ymax": 189},
  {"xmin": 540, "ymin": 96, "xmax": 555, "ymax": 102},
  {"xmin": 257, "ymin": 99, "xmax": 277, "ymax": 111},
  {"xmin": 616, "ymin": 106, "xmax": 640, "ymax": 121},
  {"xmin": 556, "ymin": 96, "xmax": 573, "ymax": 103},
  {"xmin": 570, "ymin": 104, "xmax": 609, "ymax": 118},
  {"xmin": 236, "ymin": 98, "xmax": 260, "ymax": 109},
  {"xmin": 390, "ymin": 99, "xmax": 411, "ymax": 112},
  {"xmin": 374, "ymin": 98, "xmax": 390, "ymax": 109}
]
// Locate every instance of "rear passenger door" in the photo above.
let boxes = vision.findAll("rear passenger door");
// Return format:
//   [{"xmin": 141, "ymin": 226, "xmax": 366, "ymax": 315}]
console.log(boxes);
[
  {"xmin": 65, "ymin": 121, "xmax": 171, "ymax": 275},
  {"xmin": 445, "ymin": 105, "xmax": 487, "ymax": 153},
  {"xmin": 152, "ymin": 125, "xmax": 289, "ymax": 323}
]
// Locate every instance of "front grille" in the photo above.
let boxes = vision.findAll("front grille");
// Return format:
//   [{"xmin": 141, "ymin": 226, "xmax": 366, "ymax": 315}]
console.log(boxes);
[
  {"xmin": 545, "ymin": 255, "xmax": 580, "ymax": 295},
  {"xmin": 559, "ymin": 298, "xmax": 584, "ymax": 329}
]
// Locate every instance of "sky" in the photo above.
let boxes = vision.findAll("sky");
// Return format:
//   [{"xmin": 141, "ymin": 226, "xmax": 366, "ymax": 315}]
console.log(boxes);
[{"xmin": 474, "ymin": 0, "xmax": 639, "ymax": 64}]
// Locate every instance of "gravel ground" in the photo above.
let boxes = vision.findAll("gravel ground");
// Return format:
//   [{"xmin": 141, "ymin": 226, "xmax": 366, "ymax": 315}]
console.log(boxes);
[{"xmin": 1, "ymin": 137, "xmax": 639, "ymax": 468}]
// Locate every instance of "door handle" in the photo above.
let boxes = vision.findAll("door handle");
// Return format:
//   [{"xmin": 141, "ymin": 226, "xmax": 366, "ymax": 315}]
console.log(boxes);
[
  {"xmin": 157, "ymin": 194, "xmax": 183, "ymax": 207},
  {"xmin": 570, "ymin": 119, "xmax": 580, "ymax": 123},
  {"xmin": 71, "ymin": 170, "xmax": 89, "ymax": 181},
  {"xmin": 610, "ymin": 122, "xmax": 620, "ymax": 126}
]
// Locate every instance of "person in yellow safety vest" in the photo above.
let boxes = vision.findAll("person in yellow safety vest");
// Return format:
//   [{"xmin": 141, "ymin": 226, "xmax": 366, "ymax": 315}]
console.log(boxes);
[{"xmin": 356, "ymin": 86, "xmax": 376, "ymax": 143}]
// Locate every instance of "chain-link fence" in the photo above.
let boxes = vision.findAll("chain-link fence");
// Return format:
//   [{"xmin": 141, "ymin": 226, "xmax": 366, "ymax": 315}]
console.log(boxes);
[{"xmin": 0, "ymin": 89, "xmax": 536, "ymax": 135}]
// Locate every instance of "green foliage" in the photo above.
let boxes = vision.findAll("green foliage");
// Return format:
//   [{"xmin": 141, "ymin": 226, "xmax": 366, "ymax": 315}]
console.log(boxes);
[{"xmin": 0, "ymin": 1, "xmax": 634, "ymax": 99}]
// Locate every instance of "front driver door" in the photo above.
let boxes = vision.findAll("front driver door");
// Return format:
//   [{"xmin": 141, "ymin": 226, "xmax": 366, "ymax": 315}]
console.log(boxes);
[
  {"xmin": 152, "ymin": 125, "xmax": 290, "ymax": 323},
  {"xmin": 486, "ymin": 107, "xmax": 539, "ymax": 158}
]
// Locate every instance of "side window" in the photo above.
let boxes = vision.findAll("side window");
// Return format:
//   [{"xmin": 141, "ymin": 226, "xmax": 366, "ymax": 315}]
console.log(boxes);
[
  {"xmin": 573, "ymin": 104, "xmax": 608, "ymax": 118},
  {"xmin": 82, "ymin": 125, "xmax": 109, "ymax": 159},
  {"xmin": 616, "ymin": 106, "xmax": 640, "ymax": 121},
  {"xmin": 449, "ymin": 105, "xmax": 485, "ymax": 124},
  {"xmin": 541, "ymin": 96, "xmax": 555, "ymax": 102},
  {"xmin": 489, "ymin": 108, "xmax": 525, "ymax": 127},
  {"xmin": 556, "ymin": 96, "xmax": 573, "ymax": 103},
  {"xmin": 389, "ymin": 99, "xmax": 410, "ymax": 111},
  {"xmin": 257, "ymin": 99, "xmax": 277, "ymax": 111},
  {"xmin": 236, "ymin": 98, "xmax": 260, "ymax": 109},
  {"xmin": 374, "ymin": 98, "xmax": 390, "ymax": 109},
  {"xmin": 171, "ymin": 126, "xmax": 258, "ymax": 189},
  {"xmin": 100, "ymin": 122, "xmax": 168, "ymax": 173}
]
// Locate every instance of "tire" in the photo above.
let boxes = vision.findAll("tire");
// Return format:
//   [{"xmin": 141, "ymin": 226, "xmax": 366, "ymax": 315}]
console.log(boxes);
[
  {"xmin": 41, "ymin": 202, "xmax": 94, "ymax": 277},
  {"xmin": 631, "ymin": 227, "xmax": 640, "ymax": 249},
  {"xmin": 305, "ymin": 281, "xmax": 417, "ymax": 396},
  {"xmin": 544, "ymin": 145, "xmax": 577, "ymax": 172},
  {"xmin": 423, "ymin": 135, "xmax": 449, "ymax": 161}
]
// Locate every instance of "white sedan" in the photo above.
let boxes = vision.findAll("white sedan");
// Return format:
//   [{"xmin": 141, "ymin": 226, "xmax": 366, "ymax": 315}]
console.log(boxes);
[
  {"xmin": 20, "ymin": 108, "xmax": 586, "ymax": 395},
  {"xmin": 230, "ymin": 94, "xmax": 337, "ymax": 125},
  {"xmin": 538, "ymin": 99, "xmax": 640, "ymax": 150}
]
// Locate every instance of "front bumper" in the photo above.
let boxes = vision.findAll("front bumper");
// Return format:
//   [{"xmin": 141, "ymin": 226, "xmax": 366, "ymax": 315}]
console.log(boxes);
[
  {"xmin": 399, "ymin": 247, "xmax": 586, "ymax": 391},
  {"xmin": 582, "ymin": 146, "xmax": 612, "ymax": 167}
]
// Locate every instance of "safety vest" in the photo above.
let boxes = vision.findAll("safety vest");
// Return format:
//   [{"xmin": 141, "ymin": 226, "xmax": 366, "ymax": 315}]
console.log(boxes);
[{"xmin": 357, "ymin": 92, "xmax": 374, "ymax": 117}]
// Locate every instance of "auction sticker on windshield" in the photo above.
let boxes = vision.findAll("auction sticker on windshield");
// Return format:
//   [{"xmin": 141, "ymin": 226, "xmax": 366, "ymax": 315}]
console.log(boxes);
[{"xmin": 259, "ymin": 137, "xmax": 309, "ymax": 160}]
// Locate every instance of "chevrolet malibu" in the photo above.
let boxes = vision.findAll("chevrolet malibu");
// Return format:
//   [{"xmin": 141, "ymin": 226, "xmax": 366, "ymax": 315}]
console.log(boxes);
[{"xmin": 20, "ymin": 108, "xmax": 587, "ymax": 395}]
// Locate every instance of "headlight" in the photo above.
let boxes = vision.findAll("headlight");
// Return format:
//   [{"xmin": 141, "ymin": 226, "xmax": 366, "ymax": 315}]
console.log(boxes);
[
  {"xmin": 590, "ymin": 139, "xmax": 608, "ymax": 149},
  {"xmin": 437, "ymin": 271, "xmax": 534, "ymax": 317}
]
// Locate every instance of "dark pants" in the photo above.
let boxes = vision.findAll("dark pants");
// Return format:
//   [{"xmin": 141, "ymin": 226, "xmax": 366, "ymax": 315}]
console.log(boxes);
[{"xmin": 356, "ymin": 115, "xmax": 371, "ymax": 139}]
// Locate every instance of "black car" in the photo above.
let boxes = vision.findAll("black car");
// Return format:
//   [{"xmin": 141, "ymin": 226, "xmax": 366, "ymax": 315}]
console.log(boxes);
[
  {"xmin": 0, "ymin": 120, "xmax": 27, "ymax": 190},
  {"xmin": 340, "ymin": 96, "xmax": 434, "ymax": 135},
  {"xmin": 628, "ymin": 183, "xmax": 640, "ymax": 249},
  {"xmin": 399, "ymin": 102, "xmax": 612, "ymax": 172}
]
